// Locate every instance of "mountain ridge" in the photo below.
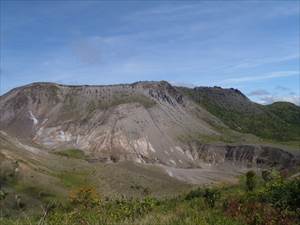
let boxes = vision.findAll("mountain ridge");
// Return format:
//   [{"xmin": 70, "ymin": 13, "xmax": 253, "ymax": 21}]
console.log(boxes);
[
  {"xmin": 1, "ymin": 81, "xmax": 299, "ymax": 167},
  {"xmin": 3, "ymin": 81, "xmax": 298, "ymax": 107},
  {"xmin": 1, "ymin": 80, "xmax": 299, "ymax": 145}
]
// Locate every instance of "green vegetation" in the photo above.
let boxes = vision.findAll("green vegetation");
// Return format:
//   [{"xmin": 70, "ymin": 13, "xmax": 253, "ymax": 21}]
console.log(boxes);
[
  {"xmin": 177, "ymin": 125, "xmax": 258, "ymax": 145},
  {"xmin": 245, "ymin": 171, "xmax": 256, "ymax": 191},
  {"xmin": 45, "ymin": 85, "xmax": 60, "ymax": 102},
  {"xmin": 2, "ymin": 171, "xmax": 299, "ymax": 225},
  {"xmin": 97, "ymin": 93, "xmax": 157, "ymax": 110},
  {"xmin": 57, "ymin": 171, "xmax": 89, "ymax": 188},
  {"xmin": 179, "ymin": 87, "xmax": 300, "ymax": 143},
  {"xmin": 53, "ymin": 149, "xmax": 86, "ymax": 160},
  {"xmin": 61, "ymin": 92, "xmax": 156, "ymax": 120}
]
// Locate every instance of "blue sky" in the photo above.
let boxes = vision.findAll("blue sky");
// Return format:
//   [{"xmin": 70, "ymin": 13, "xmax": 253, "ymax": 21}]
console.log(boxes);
[{"xmin": 1, "ymin": 1, "xmax": 299, "ymax": 105}]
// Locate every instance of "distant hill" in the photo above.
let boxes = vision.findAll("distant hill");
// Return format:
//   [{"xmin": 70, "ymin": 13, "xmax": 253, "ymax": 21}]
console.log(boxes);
[{"xmin": 178, "ymin": 86, "xmax": 300, "ymax": 142}]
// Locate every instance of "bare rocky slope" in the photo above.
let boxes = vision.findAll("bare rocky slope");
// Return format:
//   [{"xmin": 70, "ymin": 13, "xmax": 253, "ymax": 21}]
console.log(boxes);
[{"xmin": 0, "ymin": 81, "xmax": 299, "ymax": 186}]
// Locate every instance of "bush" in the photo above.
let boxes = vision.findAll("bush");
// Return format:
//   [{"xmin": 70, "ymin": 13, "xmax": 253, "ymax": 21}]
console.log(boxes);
[
  {"xmin": 261, "ymin": 178, "xmax": 300, "ymax": 211},
  {"xmin": 245, "ymin": 171, "xmax": 256, "ymax": 191},
  {"xmin": 261, "ymin": 169, "xmax": 281, "ymax": 183},
  {"xmin": 203, "ymin": 188, "xmax": 221, "ymax": 208},
  {"xmin": 185, "ymin": 188, "xmax": 204, "ymax": 200},
  {"xmin": 185, "ymin": 187, "xmax": 220, "ymax": 208},
  {"xmin": 224, "ymin": 199, "xmax": 297, "ymax": 225},
  {"xmin": 69, "ymin": 187, "xmax": 100, "ymax": 208},
  {"xmin": 0, "ymin": 189, "xmax": 7, "ymax": 201}
]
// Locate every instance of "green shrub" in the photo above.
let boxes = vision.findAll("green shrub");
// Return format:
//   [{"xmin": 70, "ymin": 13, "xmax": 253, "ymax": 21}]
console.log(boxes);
[
  {"xmin": 261, "ymin": 169, "xmax": 282, "ymax": 183},
  {"xmin": 54, "ymin": 149, "xmax": 86, "ymax": 159},
  {"xmin": 69, "ymin": 187, "xmax": 100, "ymax": 208},
  {"xmin": 261, "ymin": 178, "xmax": 300, "ymax": 211},
  {"xmin": 185, "ymin": 187, "xmax": 220, "ymax": 208},
  {"xmin": 203, "ymin": 188, "xmax": 221, "ymax": 208},
  {"xmin": 185, "ymin": 187, "xmax": 204, "ymax": 200},
  {"xmin": 245, "ymin": 171, "xmax": 256, "ymax": 191},
  {"xmin": 0, "ymin": 189, "xmax": 7, "ymax": 201}
]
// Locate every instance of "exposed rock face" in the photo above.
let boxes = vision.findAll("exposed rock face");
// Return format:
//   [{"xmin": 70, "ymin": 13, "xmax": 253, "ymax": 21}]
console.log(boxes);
[
  {"xmin": 186, "ymin": 142, "xmax": 298, "ymax": 170},
  {"xmin": 0, "ymin": 81, "xmax": 218, "ymax": 167},
  {"xmin": 0, "ymin": 81, "xmax": 298, "ymax": 171}
]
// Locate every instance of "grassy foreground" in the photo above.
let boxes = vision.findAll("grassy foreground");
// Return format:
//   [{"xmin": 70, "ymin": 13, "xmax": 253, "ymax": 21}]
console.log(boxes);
[{"xmin": 1, "ymin": 170, "xmax": 299, "ymax": 225}]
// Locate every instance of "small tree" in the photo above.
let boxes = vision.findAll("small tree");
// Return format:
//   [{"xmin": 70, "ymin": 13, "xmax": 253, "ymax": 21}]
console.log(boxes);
[
  {"xmin": 0, "ymin": 189, "xmax": 7, "ymax": 201},
  {"xmin": 203, "ymin": 188, "xmax": 220, "ymax": 208},
  {"xmin": 246, "ymin": 171, "xmax": 256, "ymax": 191}
]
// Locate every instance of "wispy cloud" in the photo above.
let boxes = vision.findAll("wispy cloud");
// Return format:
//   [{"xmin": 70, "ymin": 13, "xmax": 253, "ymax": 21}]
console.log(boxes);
[
  {"xmin": 1, "ymin": 1, "xmax": 299, "ymax": 102},
  {"xmin": 248, "ymin": 89, "xmax": 270, "ymax": 96},
  {"xmin": 230, "ymin": 53, "xmax": 299, "ymax": 70},
  {"xmin": 258, "ymin": 95, "xmax": 300, "ymax": 106},
  {"xmin": 248, "ymin": 86, "xmax": 300, "ymax": 106},
  {"xmin": 133, "ymin": 4, "xmax": 198, "ymax": 16},
  {"xmin": 275, "ymin": 85, "xmax": 290, "ymax": 91},
  {"xmin": 223, "ymin": 71, "xmax": 299, "ymax": 84}
]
